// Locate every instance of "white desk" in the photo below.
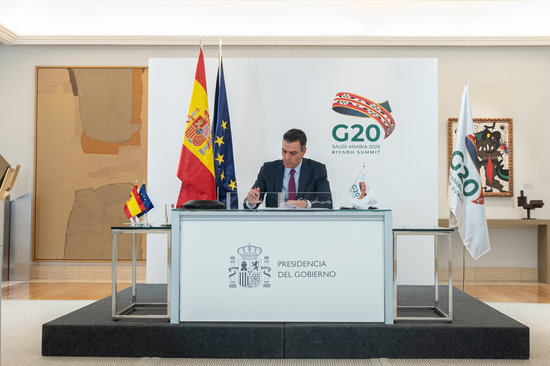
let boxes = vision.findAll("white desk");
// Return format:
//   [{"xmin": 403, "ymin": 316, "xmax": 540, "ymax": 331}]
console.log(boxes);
[{"xmin": 170, "ymin": 209, "xmax": 394, "ymax": 324}]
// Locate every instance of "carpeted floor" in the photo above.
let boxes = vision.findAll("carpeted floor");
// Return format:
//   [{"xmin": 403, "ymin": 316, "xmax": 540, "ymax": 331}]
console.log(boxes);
[{"xmin": 1, "ymin": 300, "xmax": 547, "ymax": 365}]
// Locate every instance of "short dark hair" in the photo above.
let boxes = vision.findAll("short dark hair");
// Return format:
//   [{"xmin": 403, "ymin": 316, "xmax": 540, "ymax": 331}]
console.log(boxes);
[{"xmin": 283, "ymin": 129, "xmax": 307, "ymax": 150}]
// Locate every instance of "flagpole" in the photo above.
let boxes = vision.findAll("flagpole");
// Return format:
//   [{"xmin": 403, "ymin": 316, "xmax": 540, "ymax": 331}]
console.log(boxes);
[
  {"xmin": 218, "ymin": 36, "xmax": 222, "ymax": 71},
  {"xmin": 462, "ymin": 245, "xmax": 466, "ymax": 291},
  {"xmin": 216, "ymin": 36, "xmax": 222, "ymax": 204},
  {"xmin": 135, "ymin": 179, "xmax": 138, "ymax": 225},
  {"xmin": 143, "ymin": 179, "xmax": 149, "ymax": 226},
  {"xmin": 218, "ymin": 36, "xmax": 222, "ymax": 102},
  {"xmin": 218, "ymin": 37, "xmax": 223, "ymax": 100}
]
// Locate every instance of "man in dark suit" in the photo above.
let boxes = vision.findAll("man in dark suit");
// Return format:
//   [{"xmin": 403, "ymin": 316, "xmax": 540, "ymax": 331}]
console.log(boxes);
[{"xmin": 245, "ymin": 129, "xmax": 332, "ymax": 209}]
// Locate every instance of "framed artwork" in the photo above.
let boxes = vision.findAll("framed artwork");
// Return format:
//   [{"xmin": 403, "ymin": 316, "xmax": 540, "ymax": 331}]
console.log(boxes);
[
  {"xmin": 448, "ymin": 118, "xmax": 513, "ymax": 197},
  {"xmin": 35, "ymin": 66, "xmax": 148, "ymax": 261}
]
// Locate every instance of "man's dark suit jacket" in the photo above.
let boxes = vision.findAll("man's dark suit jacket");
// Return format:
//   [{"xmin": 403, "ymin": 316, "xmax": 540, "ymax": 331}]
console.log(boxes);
[{"xmin": 244, "ymin": 158, "xmax": 333, "ymax": 209}]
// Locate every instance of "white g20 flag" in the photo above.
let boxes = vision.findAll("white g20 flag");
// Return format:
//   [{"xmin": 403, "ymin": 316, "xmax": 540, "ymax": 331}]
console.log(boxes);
[
  {"xmin": 449, "ymin": 84, "xmax": 490, "ymax": 260},
  {"xmin": 348, "ymin": 165, "xmax": 377, "ymax": 209}
]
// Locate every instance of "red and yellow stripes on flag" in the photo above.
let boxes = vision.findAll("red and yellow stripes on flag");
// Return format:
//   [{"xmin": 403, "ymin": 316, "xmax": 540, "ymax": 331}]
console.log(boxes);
[
  {"xmin": 176, "ymin": 48, "xmax": 216, "ymax": 207},
  {"xmin": 124, "ymin": 185, "xmax": 146, "ymax": 218}
]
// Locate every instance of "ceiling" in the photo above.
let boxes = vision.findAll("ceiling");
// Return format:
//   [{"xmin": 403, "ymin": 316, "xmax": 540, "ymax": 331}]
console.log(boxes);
[{"xmin": 2, "ymin": 0, "xmax": 550, "ymax": 46}]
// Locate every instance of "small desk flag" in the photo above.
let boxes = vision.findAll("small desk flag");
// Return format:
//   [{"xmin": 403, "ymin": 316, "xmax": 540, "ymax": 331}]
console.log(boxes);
[
  {"xmin": 176, "ymin": 47, "xmax": 216, "ymax": 207},
  {"xmin": 136, "ymin": 184, "xmax": 154, "ymax": 218},
  {"xmin": 213, "ymin": 59, "xmax": 238, "ymax": 209},
  {"xmin": 124, "ymin": 185, "xmax": 146, "ymax": 219},
  {"xmin": 449, "ymin": 84, "xmax": 490, "ymax": 259},
  {"xmin": 348, "ymin": 165, "xmax": 377, "ymax": 209}
]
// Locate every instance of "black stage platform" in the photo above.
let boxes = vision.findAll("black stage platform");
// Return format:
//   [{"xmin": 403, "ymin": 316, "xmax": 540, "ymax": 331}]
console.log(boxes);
[{"xmin": 42, "ymin": 284, "xmax": 529, "ymax": 359}]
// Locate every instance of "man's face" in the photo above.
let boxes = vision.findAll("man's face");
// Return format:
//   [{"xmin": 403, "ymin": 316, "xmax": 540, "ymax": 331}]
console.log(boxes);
[{"xmin": 281, "ymin": 140, "xmax": 306, "ymax": 168}]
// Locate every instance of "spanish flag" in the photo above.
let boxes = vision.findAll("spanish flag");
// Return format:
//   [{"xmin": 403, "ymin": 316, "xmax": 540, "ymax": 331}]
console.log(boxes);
[
  {"xmin": 124, "ymin": 185, "xmax": 146, "ymax": 219},
  {"xmin": 176, "ymin": 47, "xmax": 216, "ymax": 207}
]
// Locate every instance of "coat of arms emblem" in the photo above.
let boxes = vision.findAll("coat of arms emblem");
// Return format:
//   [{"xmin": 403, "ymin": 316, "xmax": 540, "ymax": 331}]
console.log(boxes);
[
  {"xmin": 229, "ymin": 243, "xmax": 271, "ymax": 288},
  {"xmin": 185, "ymin": 108, "xmax": 211, "ymax": 148}
]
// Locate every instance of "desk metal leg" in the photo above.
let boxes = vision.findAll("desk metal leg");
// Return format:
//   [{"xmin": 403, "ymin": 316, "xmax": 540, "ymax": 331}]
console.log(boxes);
[
  {"xmin": 132, "ymin": 233, "xmax": 136, "ymax": 304},
  {"xmin": 434, "ymin": 236, "xmax": 439, "ymax": 307},
  {"xmin": 167, "ymin": 231, "xmax": 171, "ymax": 318},
  {"xmin": 394, "ymin": 230, "xmax": 453, "ymax": 322},
  {"xmin": 447, "ymin": 233, "xmax": 453, "ymax": 320},
  {"xmin": 171, "ymin": 213, "xmax": 180, "ymax": 324},
  {"xmin": 112, "ymin": 232, "xmax": 118, "ymax": 318},
  {"xmin": 392, "ymin": 232, "xmax": 397, "ymax": 322}
]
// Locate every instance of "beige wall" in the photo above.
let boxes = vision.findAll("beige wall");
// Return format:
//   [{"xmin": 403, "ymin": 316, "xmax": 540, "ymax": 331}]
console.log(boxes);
[{"xmin": 1, "ymin": 44, "xmax": 549, "ymax": 261}]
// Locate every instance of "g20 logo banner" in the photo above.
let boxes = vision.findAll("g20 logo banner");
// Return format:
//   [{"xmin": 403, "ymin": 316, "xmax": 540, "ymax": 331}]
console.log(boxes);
[{"xmin": 330, "ymin": 92, "xmax": 396, "ymax": 156}]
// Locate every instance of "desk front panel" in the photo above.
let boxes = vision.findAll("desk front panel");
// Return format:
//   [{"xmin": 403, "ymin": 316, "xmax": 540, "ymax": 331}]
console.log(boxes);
[{"xmin": 179, "ymin": 215, "xmax": 386, "ymax": 322}]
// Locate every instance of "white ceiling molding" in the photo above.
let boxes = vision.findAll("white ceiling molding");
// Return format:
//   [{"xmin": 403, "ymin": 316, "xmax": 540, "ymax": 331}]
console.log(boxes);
[
  {"xmin": 6, "ymin": 34, "xmax": 550, "ymax": 47},
  {"xmin": 2, "ymin": 1, "xmax": 550, "ymax": 47},
  {"xmin": 0, "ymin": 23, "xmax": 16, "ymax": 45}
]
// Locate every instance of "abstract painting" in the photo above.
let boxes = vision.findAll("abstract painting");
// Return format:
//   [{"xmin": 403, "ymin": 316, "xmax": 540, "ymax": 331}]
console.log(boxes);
[
  {"xmin": 448, "ymin": 118, "xmax": 513, "ymax": 197},
  {"xmin": 35, "ymin": 67, "xmax": 148, "ymax": 260}
]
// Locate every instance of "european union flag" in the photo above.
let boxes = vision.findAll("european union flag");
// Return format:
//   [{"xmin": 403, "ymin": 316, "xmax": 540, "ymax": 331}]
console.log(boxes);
[
  {"xmin": 213, "ymin": 60, "xmax": 238, "ymax": 209},
  {"xmin": 136, "ymin": 183, "xmax": 154, "ymax": 217}
]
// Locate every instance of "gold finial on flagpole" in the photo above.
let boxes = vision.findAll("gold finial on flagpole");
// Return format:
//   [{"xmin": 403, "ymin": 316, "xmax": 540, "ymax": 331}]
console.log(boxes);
[
  {"xmin": 218, "ymin": 36, "xmax": 222, "ymax": 68},
  {"xmin": 199, "ymin": 37, "xmax": 203, "ymax": 50},
  {"xmin": 218, "ymin": 37, "xmax": 223, "ymax": 86}
]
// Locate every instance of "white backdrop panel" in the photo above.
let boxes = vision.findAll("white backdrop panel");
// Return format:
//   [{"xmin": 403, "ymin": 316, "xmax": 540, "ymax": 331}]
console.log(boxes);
[{"xmin": 148, "ymin": 57, "xmax": 438, "ymax": 285}]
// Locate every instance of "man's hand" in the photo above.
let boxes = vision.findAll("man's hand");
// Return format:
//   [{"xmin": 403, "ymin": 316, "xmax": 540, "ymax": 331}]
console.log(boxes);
[
  {"xmin": 286, "ymin": 199, "xmax": 308, "ymax": 208},
  {"xmin": 246, "ymin": 187, "xmax": 261, "ymax": 206}
]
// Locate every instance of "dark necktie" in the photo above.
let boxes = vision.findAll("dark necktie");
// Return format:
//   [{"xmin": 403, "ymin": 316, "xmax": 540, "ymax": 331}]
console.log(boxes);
[{"xmin": 288, "ymin": 168, "xmax": 296, "ymax": 200}]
